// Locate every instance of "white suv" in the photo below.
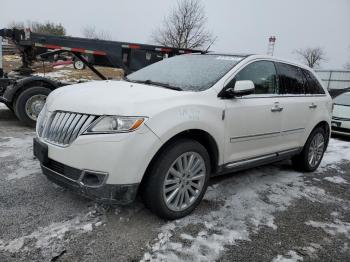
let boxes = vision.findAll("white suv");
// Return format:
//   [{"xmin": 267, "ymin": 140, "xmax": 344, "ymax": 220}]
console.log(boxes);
[{"xmin": 34, "ymin": 54, "xmax": 332, "ymax": 219}]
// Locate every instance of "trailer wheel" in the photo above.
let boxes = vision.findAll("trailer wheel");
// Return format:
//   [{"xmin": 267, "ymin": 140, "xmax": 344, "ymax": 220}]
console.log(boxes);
[
  {"xmin": 73, "ymin": 59, "xmax": 86, "ymax": 70},
  {"xmin": 14, "ymin": 87, "xmax": 51, "ymax": 127}
]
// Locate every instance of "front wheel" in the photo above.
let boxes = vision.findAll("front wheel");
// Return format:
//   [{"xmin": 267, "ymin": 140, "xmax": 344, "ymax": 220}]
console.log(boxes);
[
  {"xmin": 292, "ymin": 127, "xmax": 326, "ymax": 172},
  {"xmin": 142, "ymin": 139, "xmax": 211, "ymax": 220},
  {"xmin": 14, "ymin": 87, "xmax": 51, "ymax": 127}
]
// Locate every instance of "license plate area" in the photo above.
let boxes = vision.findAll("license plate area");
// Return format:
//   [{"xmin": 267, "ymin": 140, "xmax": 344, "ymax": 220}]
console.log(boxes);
[{"xmin": 33, "ymin": 138, "xmax": 48, "ymax": 164}]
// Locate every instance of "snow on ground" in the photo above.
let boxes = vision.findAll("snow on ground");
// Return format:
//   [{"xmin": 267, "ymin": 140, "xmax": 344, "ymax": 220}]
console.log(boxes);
[
  {"xmin": 306, "ymin": 219, "xmax": 350, "ymax": 239},
  {"xmin": 141, "ymin": 138, "xmax": 350, "ymax": 262},
  {"xmin": 33, "ymin": 70, "xmax": 72, "ymax": 79},
  {"xmin": 0, "ymin": 135, "xmax": 40, "ymax": 180},
  {"xmin": 0, "ymin": 211, "xmax": 102, "ymax": 259},
  {"xmin": 272, "ymin": 250, "xmax": 304, "ymax": 262},
  {"xmin": 0, "ymin": 102, "xmax": 7, "ymax": 109},
  {"xmin": 323, "ymin": 176, "xmax": 349, "ymax": 184}
]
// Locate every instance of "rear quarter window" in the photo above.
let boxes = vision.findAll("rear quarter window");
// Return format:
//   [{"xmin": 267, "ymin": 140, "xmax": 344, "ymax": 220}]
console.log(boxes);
[{"xmin": 302, "ymin": 69, "xmax": 325, "ymax": 95}]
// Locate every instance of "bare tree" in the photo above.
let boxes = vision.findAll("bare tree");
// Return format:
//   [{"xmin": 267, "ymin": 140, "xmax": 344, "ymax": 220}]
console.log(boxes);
[
  {"xmin": 82, "ymin": 26, "xmax": 111, "ymax": 40},
  {"xmin": 7, "ymin": 20, "xmax": 66, "ymax": 36},
  {"xmin": 294, "ymin": 47, "xmax": 326, "ymax": 68},
  {"xmin": 152, "ymin": 0, "xmax": 215, "ymax": 49}
]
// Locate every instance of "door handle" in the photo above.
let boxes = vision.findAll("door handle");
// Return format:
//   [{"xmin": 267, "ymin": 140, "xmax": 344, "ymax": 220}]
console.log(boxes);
[
  {"xmin": 309, "ymin": 103, "xmax": 317, "ymax": 109},
  {"xmin": 271, "ymin": 103, "xmax": 283, "ymax": 112}
]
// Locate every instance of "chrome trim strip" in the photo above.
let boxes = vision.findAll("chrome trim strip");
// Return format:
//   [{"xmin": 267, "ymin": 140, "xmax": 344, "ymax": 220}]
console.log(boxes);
[
  {"xmin": 230, "ymin": 131, "xmax": 280, "ymax": 143},
  {"xmin": 42, "ymin": 164, "xmax": 81, "ymax": 183},
  {"xmin": 225, "ymin": 147, "xmax": 301, "ymax": 169},
  {"xmin": 226, "ymin": 153, "xmax": 276, "ymax": 168}
]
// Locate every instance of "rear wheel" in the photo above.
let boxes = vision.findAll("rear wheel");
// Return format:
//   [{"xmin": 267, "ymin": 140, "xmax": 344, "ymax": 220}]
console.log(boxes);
[
  {"xmin": 292, "ymin": 127, "xmax": 326, "ymax": 172},
  {"xmin": 142, "ymin": 139, "xmax": 211, "ymax": 220},
  {"xmin": 14, "ymin": 87, "xmax": 51, "ymax": 127}
]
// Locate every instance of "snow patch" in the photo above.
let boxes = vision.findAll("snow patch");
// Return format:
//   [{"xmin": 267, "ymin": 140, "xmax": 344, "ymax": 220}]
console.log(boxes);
[
  {"xmin": 0, "ymin": 102, "xmax": 7, "ymax": 109},
  {"xmin": 323, "ymin": 176, "xmax": 348, "ymax": 184},
  {"xmin": 306, "ymin": 219, "xmax": 350, "ymax": 239},
  {"xmin": 0, "ymin": 212, "xmax": 102, "ymax": 259},
  {"xmin": 272, "ymin": 250, "xmax": 304, "ymax": 262},
  {"xmin": 34, "ymin": 70, "xmax": 71, "ymax": 79},
  {"xmin": 0, "ymin": 136, "xmax": 40, "ymax": 180}
]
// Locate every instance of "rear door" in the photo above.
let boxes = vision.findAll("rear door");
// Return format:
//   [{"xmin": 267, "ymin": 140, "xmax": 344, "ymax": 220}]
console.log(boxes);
[
  {"xmin": 275, "ymin": 62, "xmax": 312, "ymax": 150},
  {"xmin": 223, "ymin": 60, "xmax": 283, "ymax": 163}
]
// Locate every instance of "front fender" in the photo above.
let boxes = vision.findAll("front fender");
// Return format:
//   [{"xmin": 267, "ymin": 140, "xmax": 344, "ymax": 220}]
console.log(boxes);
[{"xmin": 145, "ymin": 105, "xmax": 226, "ymax": 165}]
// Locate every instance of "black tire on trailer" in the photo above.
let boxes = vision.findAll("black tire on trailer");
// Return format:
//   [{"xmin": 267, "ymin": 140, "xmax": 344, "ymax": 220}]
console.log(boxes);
[
  {"xmin": 73, "ymin": 59, "xmax": 86, "ymax": 70},
  {"xmin": 14, "ymin": 87, "xmax": 51, "ymax": 127},
  {"xmin": 292, "ymin": 127, "xmax": 327, "ymax": 172},
  {"xmin": 141, "ymin": 138, "xmax": 211, "ymax": 220}
]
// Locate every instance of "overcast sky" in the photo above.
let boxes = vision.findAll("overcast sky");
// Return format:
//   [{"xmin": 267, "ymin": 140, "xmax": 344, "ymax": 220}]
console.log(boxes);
[{"xmin": 1, "ymin": 0, "xmax": 349, "ymax": 69}]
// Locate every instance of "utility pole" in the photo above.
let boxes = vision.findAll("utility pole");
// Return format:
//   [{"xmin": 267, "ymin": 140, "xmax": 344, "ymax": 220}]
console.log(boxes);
[{"xmin": 267, "ymin": 36, "xmax": 276, "ymax": 56}]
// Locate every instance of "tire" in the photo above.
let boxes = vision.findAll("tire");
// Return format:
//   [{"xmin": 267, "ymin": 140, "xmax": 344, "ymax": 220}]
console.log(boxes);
[
  {"xmin": 73, "ymin": 59, "xmax": 86, "ymax": 70},
  {"xmin": 292, "ymin": 127, "xmax": 327, "ymax": 172},
  {"xmin": 14, "ymin": 87, "xmax": 51, "ymax": 127},
  {"xmin": 142, "ymin": 139, "xmax": 211, "ymax": 220}
]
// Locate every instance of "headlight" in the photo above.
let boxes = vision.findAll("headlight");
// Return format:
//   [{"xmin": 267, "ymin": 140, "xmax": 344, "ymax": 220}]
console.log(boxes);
[{"xmin": 84, "ymin": 116, "xmax": 147, "ymax": 134}]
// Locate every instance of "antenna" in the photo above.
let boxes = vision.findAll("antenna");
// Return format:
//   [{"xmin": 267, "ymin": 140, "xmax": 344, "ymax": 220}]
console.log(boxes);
[
  {"xmin": 267, "ymin": 36, "xmax": 276, "ymax": 56},
  {"xmin": 203, "ymin": 36, "xmax": 218, "ymax": 54}
]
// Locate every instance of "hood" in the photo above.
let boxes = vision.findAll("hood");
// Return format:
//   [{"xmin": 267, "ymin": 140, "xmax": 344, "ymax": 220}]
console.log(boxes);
[
  {"xmin": 333, "ymin": 104, "xmax": 350, "ymax": 119},
  {"xmin": 46, "ymin": 80, "xmax": 192, "ymax": 116}
]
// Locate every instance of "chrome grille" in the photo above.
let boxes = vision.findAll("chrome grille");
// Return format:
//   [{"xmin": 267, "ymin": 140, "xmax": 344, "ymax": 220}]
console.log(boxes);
[{"xmin": 39, "ymin": 111, "xmax": 98, "ymax": 146}]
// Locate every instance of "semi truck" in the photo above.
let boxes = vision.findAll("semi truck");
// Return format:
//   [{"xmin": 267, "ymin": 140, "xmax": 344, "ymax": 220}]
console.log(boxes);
[{"xmin": 0, "ymin": 28, "xmax": 202, "ymax": 126}]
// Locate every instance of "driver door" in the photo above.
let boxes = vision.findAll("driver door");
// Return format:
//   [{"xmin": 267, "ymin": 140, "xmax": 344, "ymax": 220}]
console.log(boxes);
[{"xmin": 223, "ymin": 60, "xmax": 283, "ymax": 164}]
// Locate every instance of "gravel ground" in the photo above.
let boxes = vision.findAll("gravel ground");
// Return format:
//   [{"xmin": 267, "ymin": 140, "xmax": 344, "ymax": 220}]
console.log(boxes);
[{"xmin": 0, "ymin": 103, "xmax": 349, "ymax": 262}]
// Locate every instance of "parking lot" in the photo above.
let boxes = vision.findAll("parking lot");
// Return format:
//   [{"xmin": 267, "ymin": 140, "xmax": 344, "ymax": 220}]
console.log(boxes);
[{"xmin": 0, "ymin": 103, "xmax": 350, "ymax": 262}]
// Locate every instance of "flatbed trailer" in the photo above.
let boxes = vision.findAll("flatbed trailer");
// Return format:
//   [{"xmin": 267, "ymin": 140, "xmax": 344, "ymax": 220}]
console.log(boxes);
[{"xmin": 0, "ymin": 28, "xmax": 202, "ymax": 126}]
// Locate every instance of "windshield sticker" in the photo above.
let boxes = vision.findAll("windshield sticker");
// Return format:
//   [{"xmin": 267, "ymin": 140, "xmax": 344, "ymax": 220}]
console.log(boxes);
[{"xmin": 216, "ymin": 56, "xmax": 243, "ymax": 62}]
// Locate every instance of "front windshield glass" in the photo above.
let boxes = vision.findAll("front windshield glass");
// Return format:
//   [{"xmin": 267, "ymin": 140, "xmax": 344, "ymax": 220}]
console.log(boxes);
[
  {"xmin": 334, "ymin": 92, "xmax": 350, "ymax": 106},
  {"xmin": 126, "ymin": 54, "xmax": 244, "ymax": 91}
]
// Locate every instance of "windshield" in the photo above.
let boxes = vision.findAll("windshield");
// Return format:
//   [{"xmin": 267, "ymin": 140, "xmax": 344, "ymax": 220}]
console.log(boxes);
[
  {"xmin": 126, "ymin": 54, "xmax": 244, "ymax": 91},
  {"xmin": 334, "ymin": 92, "xmax": 350, "ymax": 106}
]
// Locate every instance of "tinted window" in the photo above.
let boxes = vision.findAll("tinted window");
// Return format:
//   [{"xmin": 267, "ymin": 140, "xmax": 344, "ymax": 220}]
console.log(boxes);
[
  {"xmin": 276, "ymin": 63, "xmax": 305, "ymax": 94},
  {"xmin": 302, "ymin": 69, "xmax": 325, "ymax": 94},
  {"xmin": 127, "ymin": 54, "xmax": 244, "ymax": 91},
  {"xmin": 235, "ymin": 61, "xmax": 278, "ymax": 94},
  {"xmin": 334, "ymin": 92, "xmax": 350, "ymax": 106}
]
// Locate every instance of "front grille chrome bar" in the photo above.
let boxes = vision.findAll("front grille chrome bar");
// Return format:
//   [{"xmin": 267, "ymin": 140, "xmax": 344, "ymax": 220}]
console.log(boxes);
[{"xmin": 38, "ymin": 111, "xmax": 98, "ymax": 147}]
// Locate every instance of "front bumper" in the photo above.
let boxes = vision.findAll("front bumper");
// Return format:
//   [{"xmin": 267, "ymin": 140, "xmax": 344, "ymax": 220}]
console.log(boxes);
[{"xmin": 41, "ymin": 163, "xmax": 139, "ymax": 204}]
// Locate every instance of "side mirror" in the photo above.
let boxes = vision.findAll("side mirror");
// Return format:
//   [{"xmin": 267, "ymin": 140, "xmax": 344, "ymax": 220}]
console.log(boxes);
[
  {"xmin": 220, "ymin": 80, "xmax": 255, "ymax": 98},
  {"xmin": 232, "ymin": 80, "xmax": 255, "ymax": 96}
]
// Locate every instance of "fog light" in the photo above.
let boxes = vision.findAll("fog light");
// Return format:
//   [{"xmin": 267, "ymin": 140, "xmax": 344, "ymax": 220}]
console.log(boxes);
[{"xmin": 81, "ymin": 171, "xmax": 107, "ymax": 187}]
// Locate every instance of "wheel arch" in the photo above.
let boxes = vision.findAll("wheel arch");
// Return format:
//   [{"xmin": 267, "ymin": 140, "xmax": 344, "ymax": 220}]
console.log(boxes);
[
  {"xmin": 140, "ymin": 129, "xmax": 220, "ymax": 190},
  {"xmin": 309, "ymin": 120, "xmax": 330, "ymax": 149},
  {"xmin": 4, "ymin": 76, "xmax": 59, "ymax": 105}
]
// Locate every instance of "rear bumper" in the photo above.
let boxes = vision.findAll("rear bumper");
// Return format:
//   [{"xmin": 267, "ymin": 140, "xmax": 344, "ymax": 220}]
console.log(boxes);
[{"xmin": 41, "ymin": 164, "xmax": 139, "ymax": 205}]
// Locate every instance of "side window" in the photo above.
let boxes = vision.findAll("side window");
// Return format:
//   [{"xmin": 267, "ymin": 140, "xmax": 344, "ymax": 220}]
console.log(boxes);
[
  {"xmin": 235, "ymin": 61, "xmax": 278, "ymax": 94},
  {"xmin": 302, "ymin": 69, "xmax": 325, "ymax": 94},
  {"xmin": 276, "ymin": 63, "xmax": 305, "ymax": 94}
]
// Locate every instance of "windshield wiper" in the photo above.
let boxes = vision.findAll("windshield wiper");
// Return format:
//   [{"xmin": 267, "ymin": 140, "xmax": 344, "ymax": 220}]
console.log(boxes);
[{"xmin": 124, "ymin": 78, "xmax": 183, "ymax": 91}]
